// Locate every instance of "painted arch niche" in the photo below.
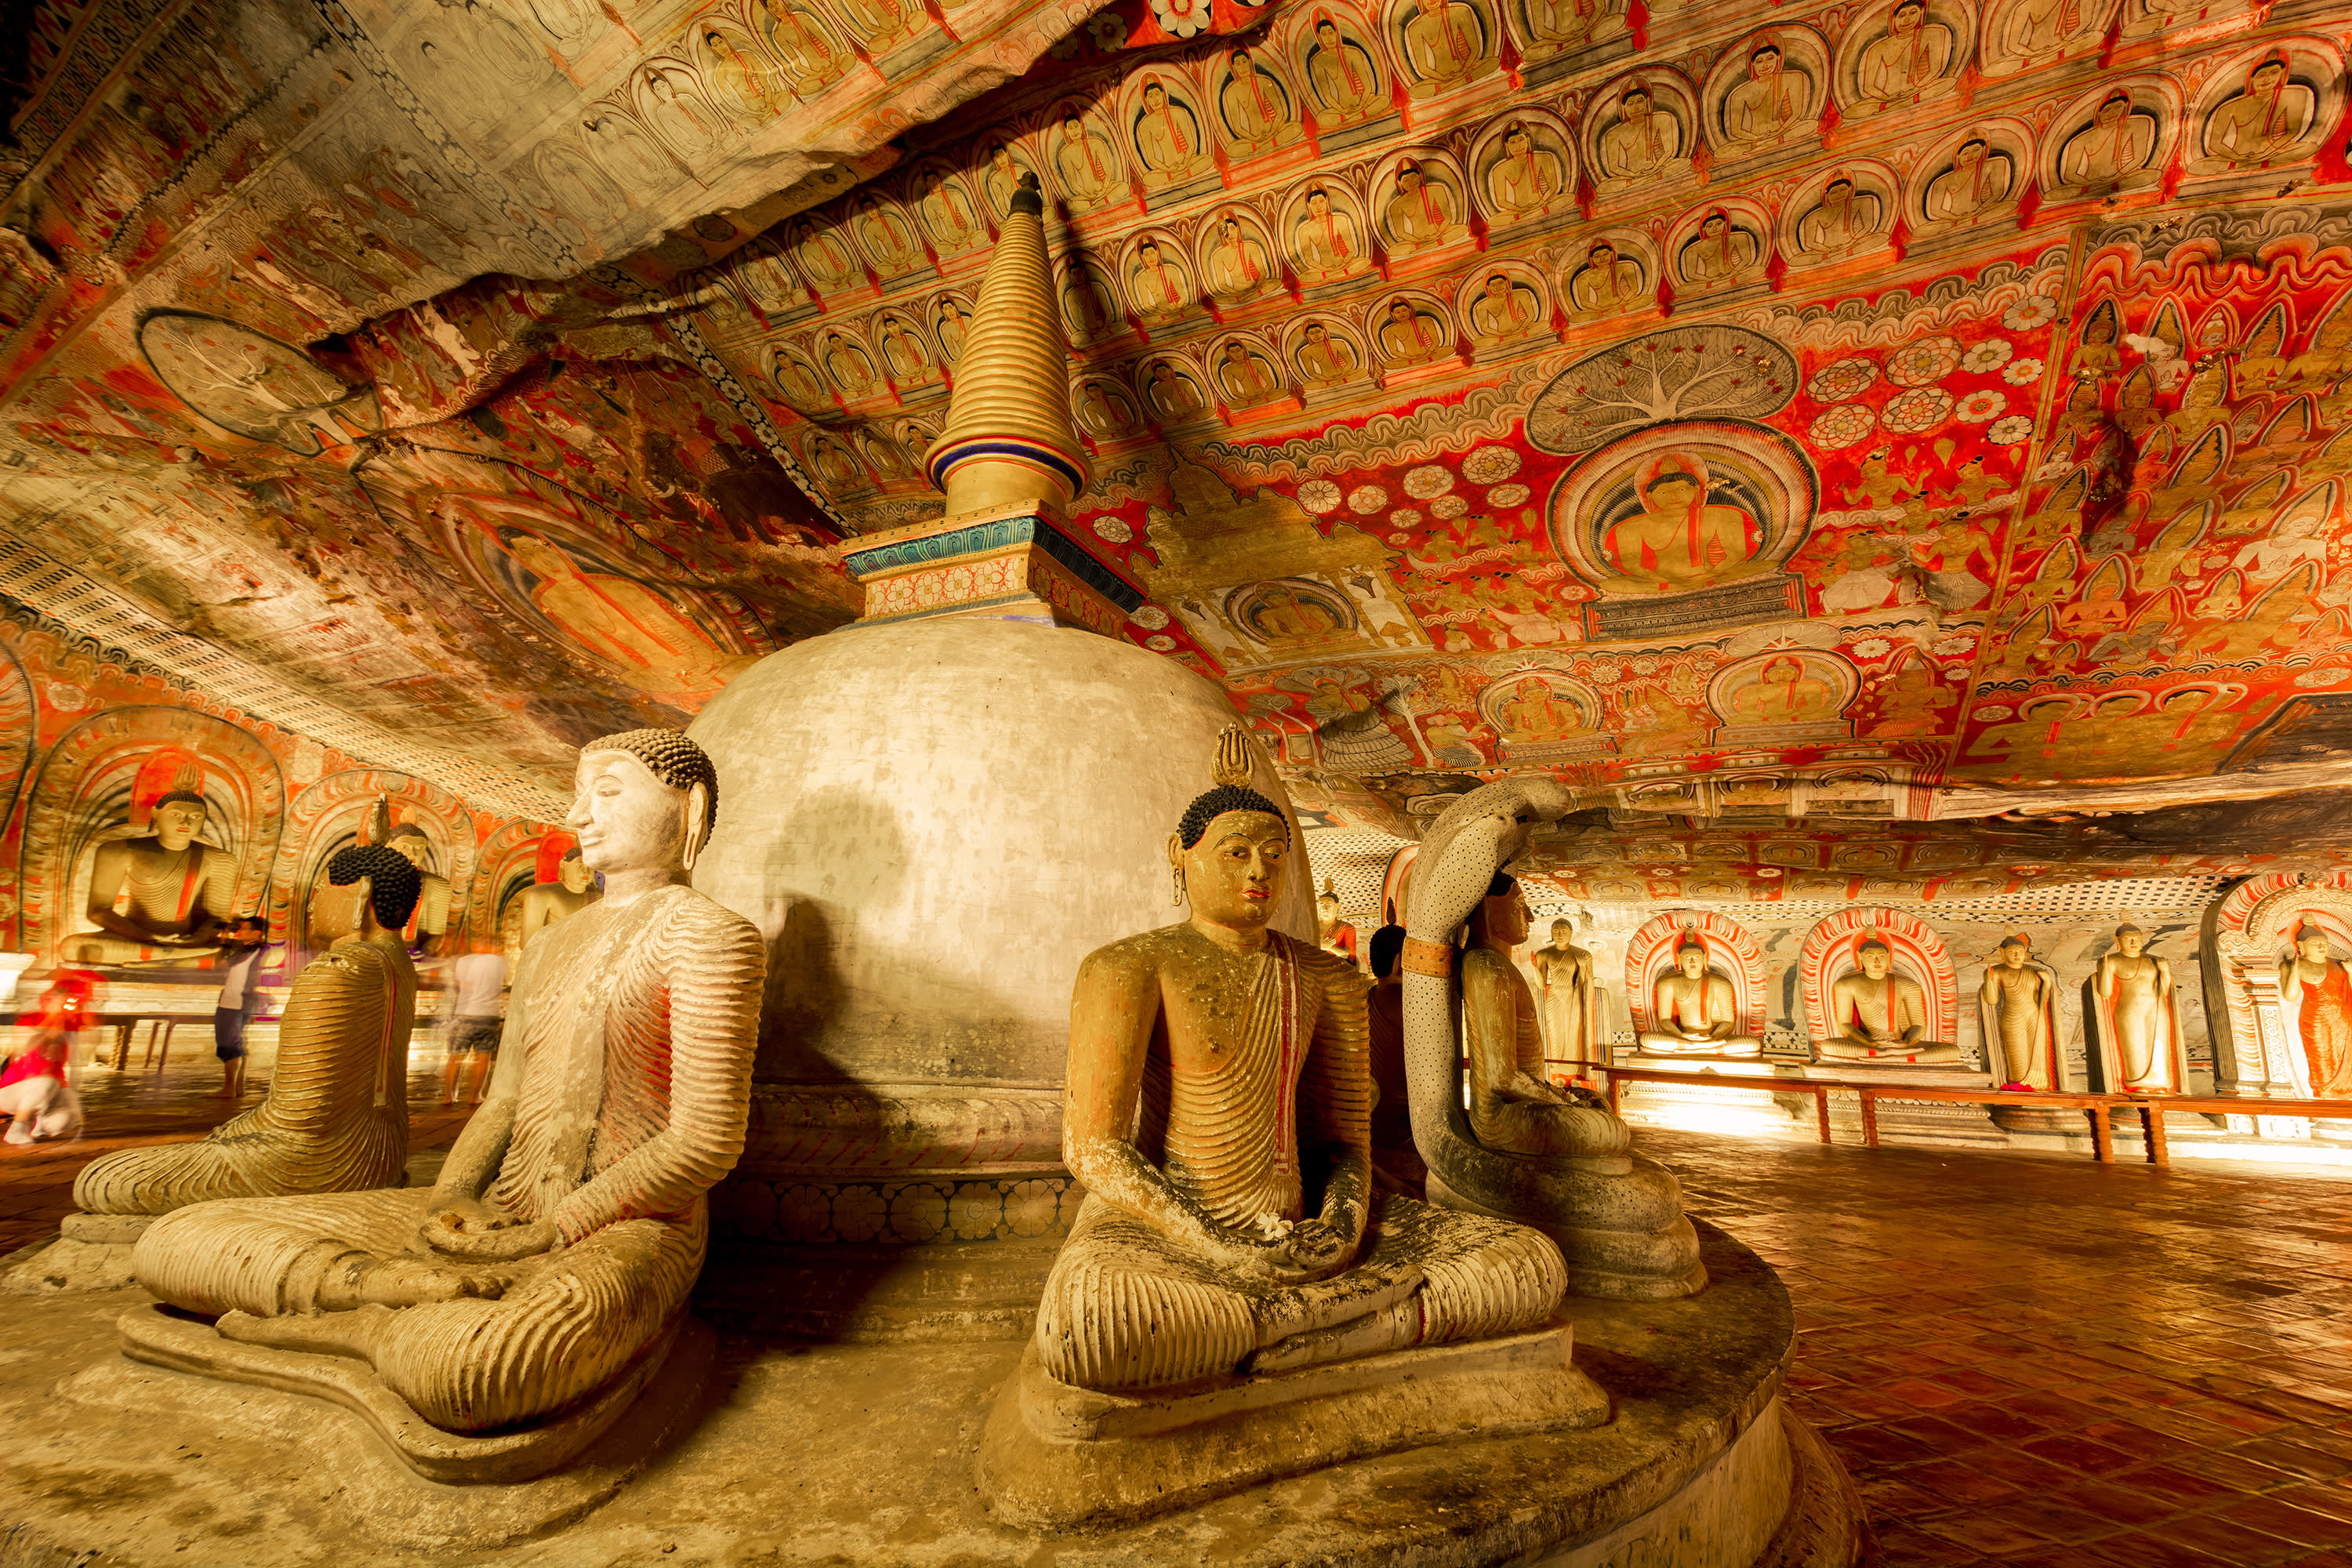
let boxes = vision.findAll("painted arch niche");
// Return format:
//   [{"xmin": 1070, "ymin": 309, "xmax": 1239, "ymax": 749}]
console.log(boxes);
[
  {"xmin": 1798, "ymin": 907, "xmax": 1958, "ymax": 1050},
  {"xmin": 270, "ymin": 770, "xmax": 481, "ymax": 959},
  {"xmin": 16, "ymin": 707, "xmax": 284, "ymax": 965},
  {"xmin": 2205, "ymin": 871, "xmax": 2352, "ymax": 1101},
  {"xmin": 1624, "ymin": 910, "xmax": 1767, "ymax": 1040}
]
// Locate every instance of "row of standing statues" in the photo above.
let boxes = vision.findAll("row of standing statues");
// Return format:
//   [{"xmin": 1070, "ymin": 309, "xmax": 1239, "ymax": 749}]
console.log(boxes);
[
  {"xmin": 1323, "ymin": 895, "xmax": 2234, "ymax": 1097},
  {"xmin": 31, "ymin": 728, "xmax": 1706, "ymax": 1521}
]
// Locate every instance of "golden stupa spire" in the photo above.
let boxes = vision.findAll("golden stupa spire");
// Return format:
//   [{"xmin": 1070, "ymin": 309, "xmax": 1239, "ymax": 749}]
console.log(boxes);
[{"xmin": 924, "ymin": 172, "xmax": 1091, "ymax": 519}]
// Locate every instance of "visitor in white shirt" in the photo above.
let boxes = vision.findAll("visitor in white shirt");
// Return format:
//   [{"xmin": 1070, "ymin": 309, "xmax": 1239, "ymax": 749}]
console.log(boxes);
[
  {"xmin": 212, "ymin": 916, "xmax": 270, "ymax": 1100},
  {"xmin": 441, "ymin": 936, "xmax": 508, "ymax": 1105}
]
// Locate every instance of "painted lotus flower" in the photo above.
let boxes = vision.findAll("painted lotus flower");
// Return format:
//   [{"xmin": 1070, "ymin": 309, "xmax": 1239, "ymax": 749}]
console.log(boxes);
[
  {"xmin": 1403, "ymin": 464, "xmax": 1454, "ymax": 498},
  {"xmin": 1130, "ymin": 604, "xmax": 1170, "ymax": 628},
  {"xmin": 1956, "ymin": 389, "xmax": 2007, "ymax": 423},
  {"xmin": 1298, "ymin": 478, "xmax": 1342, "ymax": 514},
  {"xmin": 1147, "ymin": 0, "xmax": 1207, "ymax": 38},
  {"xmin": 2002, "ymin": 356, "xmax": 2045, "ymax": 385},
  {"xmin": 2002, "ymin": 295, "xmax": 2058, "ymax": 330},
  {"xmin": 1463, "ymin": 445, "xmax": 1521, "ymax": 483},
  {"xmin": 1486, "ymin": 483, "xmax": 1531, "ymax": 506},
  {"xmin": 1987, "ymin": 414, "xmax": 2036, "ymax": 445},
  {"xmin": 1963, "ymin": 339, "xmax": 2014, "ymax": 374},
  {"xmin": 1348, "ymin": 484, "xmax": 1388, "ymax": 513}
]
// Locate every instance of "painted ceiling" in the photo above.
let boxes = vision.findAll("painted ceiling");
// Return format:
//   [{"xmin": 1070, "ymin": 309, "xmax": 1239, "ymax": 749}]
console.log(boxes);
[{"xmin": 5, "ymin": 0, "xmax": 2352, "ymax": 895}]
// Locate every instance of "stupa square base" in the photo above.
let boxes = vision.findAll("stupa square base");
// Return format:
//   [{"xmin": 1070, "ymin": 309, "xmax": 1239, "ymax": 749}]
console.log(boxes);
[{"xmin": 0, "ymin": 1222, "xmax": 1864, "ymax": 1566}]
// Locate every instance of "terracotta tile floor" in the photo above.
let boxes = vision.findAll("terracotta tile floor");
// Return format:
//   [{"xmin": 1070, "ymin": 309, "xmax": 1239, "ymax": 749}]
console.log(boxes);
[
  {"xmin": 5, "ymin": 1054, "xmax": 2351, "ymax": 1566},
  {"xmin": 1644, "ymin": 1124, "xmax": 2352, "ymax": 1567}
]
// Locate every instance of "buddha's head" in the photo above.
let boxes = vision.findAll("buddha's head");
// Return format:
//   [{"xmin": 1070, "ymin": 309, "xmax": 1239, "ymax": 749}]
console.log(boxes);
[
  {"xmin": 1138, "ymin": 239, "xmax": 1162, "ymax": 268},
  {"xmin": 1144, "ymin": 82, "xmax": 1168, "ymax": 111},
  {"xmin": 1472, "ymin": 872, "xmax": 1528, "ymax": 946},
  {"xmin": 1306, "ymin": 322, "xmax": 1330, "ymax": 345},
  {"xmin": 572, "ymin": 728, "xmax": 720, "ymax": 878},
  {"xmin": 1316, "ymin": 16, "xmax": 1341, "ymax": 45},
  {"xmin": 506, "ymin": 534, "xmax": 575, "ymax": 583},
  {"xmin": 2251, "ymin": 57, "xmax": 2287, "ymax": 93},
  {"xmin": 1307, "ymin": 187, "xmax": 1332, "ymax": 215},
  {"xmin": 2115, "ymin": 923, "xmax": 2147, "ymax": 958},
  {"xmin": 1674, "ymin": 933, "xmax": 1708, "ymax": 980},
  {"xmin": 1170, "ymin": 730, "xmax": 1287, "ymax": 932},
  {"xmin": 384, "ymin": 824, "xmax": 434, "ymax": 873},
  {"xmin": 1588, "ymin": 241, "xmax": 1616, "ymax": 267},
  {"xmin": 1857, "ymin": 937, "xmax": 1893, "ymax": 980},
  {"xmin": 148, "ymin": 791, "xmax": 207, "ymax": 852},
  {"xmin": 2095, "ymin": 91, "xmax": 2129, "ymax": 129},
  {"xmin": 1396, "ymin": 162, "xmax": 1425, "ymax": 194},
  {"xmin": 1552, "ymin": 917, "xmax": 1573, "ymax": 943},
  {"xmin": 1750, "ymin": 43, "xmax": 1781, "ymax": 78},
  {"xmin": 557, "ymin": 847, "xmax": 593, "ymax": 894},
  {"xmin": 1891, "ymin": 0, "xmax": 1922, "ymax": 30},
  {"xmin": 1483, "ymin": 273, "xmax": 1510, "ymax": 302},
  {"xmin": 2297, "ymin": 924, "xmax": 2332, "ymax": 964},
  {"xmin": 1504, "ymin": 123, "xmax": 1532, "ymax": 157},
  {"xmin": 1996, "ymin": 936, "xmax": 2031, "ymax": 969},
  {"xmin": 1646, "ymin": 471, "xmax": 1701, "ymax": 513},
  {"xmin": 1621, "ymin": 86, "xmax": 1649, "ymax": 116},
  {"xmin": 1956, "ymin": 137, "xmax": 1987, "ymax": 169},
  {"xmin": 316, "ymin": 844, "xmax": 422, "ymax": 942}
]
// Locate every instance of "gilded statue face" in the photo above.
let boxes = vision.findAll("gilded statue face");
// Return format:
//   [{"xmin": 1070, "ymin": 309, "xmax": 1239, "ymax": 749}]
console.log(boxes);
[
  {"xmin": 2300, "ymin": 933, "xmax": 2333, "ymax": 964},
  {"xmin": 387, "ymin": 835, "xmax": 430, "ymax": 871},
  {"xmin": 150, "ymin": 800, "xmax": 205, "ymax": 852},
  {"xmin": 1997, "ymin": 942, "xmax": 2029, "ymax": 968},
  {"xmin": 1482, "ymin": 887, "xmax": 1529, "ymax": 946},
  {"xmin": 1552, "ymin": 919, "xmax": 1573, "ymax": 942},
  {"xmin": 310, "ymin": 876, "xmax": 367, "ymax": 942},
  {"xmin": 570, "ymin": 750, "xmax": 690, "ymax": 877},
  {"xmin": 1675, "ymin": 946, "xmax": 1708, "ymax": 980},
  {"xmin": 1857, "ymin": 945, "xmax": 1892, "ymax": 980},
  {"xmin": 1178, "ymin": 810, "xmax": 1288, "ymax": 930},
  {"xmin": 558, "ymin": 855, "xmax": 593, "ymax": 894},
  {"xmin": 2116, "ymin": 927, "xmax": 2146, "ymax": 957}
]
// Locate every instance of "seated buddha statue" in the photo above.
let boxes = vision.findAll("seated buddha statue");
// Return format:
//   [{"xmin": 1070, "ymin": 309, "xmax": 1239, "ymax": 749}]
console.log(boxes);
[
  {"xmin": 71, "ymin": 789, "xmax": 235, "ymax": 963},
  {"xmin": 74, "ymin": 845, "xmax": 419, "ymax": 1221},
  {"xmin": 383, "ymin": 822, "xmax": 452, "ymax": 956},
  {"xmin": 129, "ymin": 729, "xmax": 764, "ymax": 1440},
  {"xmin": 516, "ymin": 847, "xmax": 601, "ymax": 947},
  {"xmin": 1813, "ymin": 936, "xmax": 1963, "ymax": 1065},
  {"xmin": 1463, "ymin": 876, "xmax": 1626, "ymax": 1160},
  {"xmin": 1635, "ymin": 933, "xmax": 1763, "ymax": 1056},
  {"xmin": 1031, "ymin": 733, "xmax": 1565, "ymax": 1392}
]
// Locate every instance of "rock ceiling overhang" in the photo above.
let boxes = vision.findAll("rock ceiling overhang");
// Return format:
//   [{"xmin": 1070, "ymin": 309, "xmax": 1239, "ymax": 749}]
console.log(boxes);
[{"xmin": 5, "ymin": 0, "xmax": 2352, "ymax": 898}]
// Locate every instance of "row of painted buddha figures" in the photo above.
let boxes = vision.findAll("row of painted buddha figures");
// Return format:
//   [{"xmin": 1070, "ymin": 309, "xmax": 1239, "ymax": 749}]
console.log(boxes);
[{"xmin": 62, "ymin": 726, "xmax": 1697, "ymax": 1480}]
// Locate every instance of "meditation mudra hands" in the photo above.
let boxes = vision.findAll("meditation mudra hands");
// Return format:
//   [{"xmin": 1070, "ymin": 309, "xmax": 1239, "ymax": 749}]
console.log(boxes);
[{"xmin": 419, "ymin": 1196, "xmax": 564, "ymax": 1262}]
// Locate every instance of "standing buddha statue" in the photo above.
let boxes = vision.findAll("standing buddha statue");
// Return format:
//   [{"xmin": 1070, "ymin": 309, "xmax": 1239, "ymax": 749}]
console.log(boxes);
[
  {"xmin": 1527, "ymin": 916, "xmax": 1597, "ymax": 1073},
  {"xmin": 1980, "ymin": 935, "xmax": 2058, "ymax": 1090},
  {"xmin": 2094, "ymin": 923, "xmax": 2180, "ymax": 1093}
]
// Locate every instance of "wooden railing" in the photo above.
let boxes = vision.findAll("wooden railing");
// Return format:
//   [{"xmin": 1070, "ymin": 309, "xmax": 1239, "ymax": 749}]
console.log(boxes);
[{"xmin": 1596, "ymin": 1066, "xmax": 2352, "ymax": 1167}]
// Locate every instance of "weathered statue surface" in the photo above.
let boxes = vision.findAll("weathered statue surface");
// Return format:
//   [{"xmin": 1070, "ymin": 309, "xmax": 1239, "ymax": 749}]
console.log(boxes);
[
  {"xmin": 130, "ymin": 730, "xmax": 763, "ymax": 1437},
  {"xmin": 516, "ymin": 848, "xmax": 601, "ymax": 948},
  {"xmin": 1814, "ymin": 938, "xmax": 1963, "ymax": 1065},
  {"xmin": 74, "ymin": 790, "xmax": 235, "ymax": 961},
  {"xmin": 1636, "ymin": 934, "xmax": 1763, "ymax": 1056},
  {"xmin": 1032, "ymin": 740, "xmax": 1564, "ymax": 1392},
  {"xmin": 1527, "ymin": 916, "xmax": 1596, "ymax": 1073},
  {"xmin": 75, "ymin": 847, "xmax": 418, "ymax": 1217}
]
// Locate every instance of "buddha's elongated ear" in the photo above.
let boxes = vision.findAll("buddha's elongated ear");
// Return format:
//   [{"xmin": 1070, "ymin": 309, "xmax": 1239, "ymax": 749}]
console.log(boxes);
[
  {"xmin": 1166, "ymin": 830, "xmax": 1185, "ymax": 869},
  {"xmin": 681, "ymin": 782, "xmax": 713, "ymax": 873}
]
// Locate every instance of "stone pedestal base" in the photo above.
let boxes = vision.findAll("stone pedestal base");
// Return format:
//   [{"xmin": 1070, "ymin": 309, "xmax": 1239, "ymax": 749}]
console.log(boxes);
[
  {"xmin": 1612, "ymin": 1054, "xmax": 1809, "ymax": 1139},
  {"xmin": 2, "ymin": 1214, "xmax": 154, "ymax": 1294},
  {"xmin": 978, "ymin": 1323, "xmax": 1609, "ymax": 1530},
  {"xmin": 0, "ymin": 1222, "xmax": 1866, "ymax": 1565},
  {"xmin": 1794, "ymin": 1062, "xmax": 2006, "ymax": 1147}
]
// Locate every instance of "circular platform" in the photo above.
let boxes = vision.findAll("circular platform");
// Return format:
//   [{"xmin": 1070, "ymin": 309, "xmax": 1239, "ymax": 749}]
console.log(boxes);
[{"xmin": 0, "ymin": 1221, "xmax": 1867, "ymax": 1566}]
